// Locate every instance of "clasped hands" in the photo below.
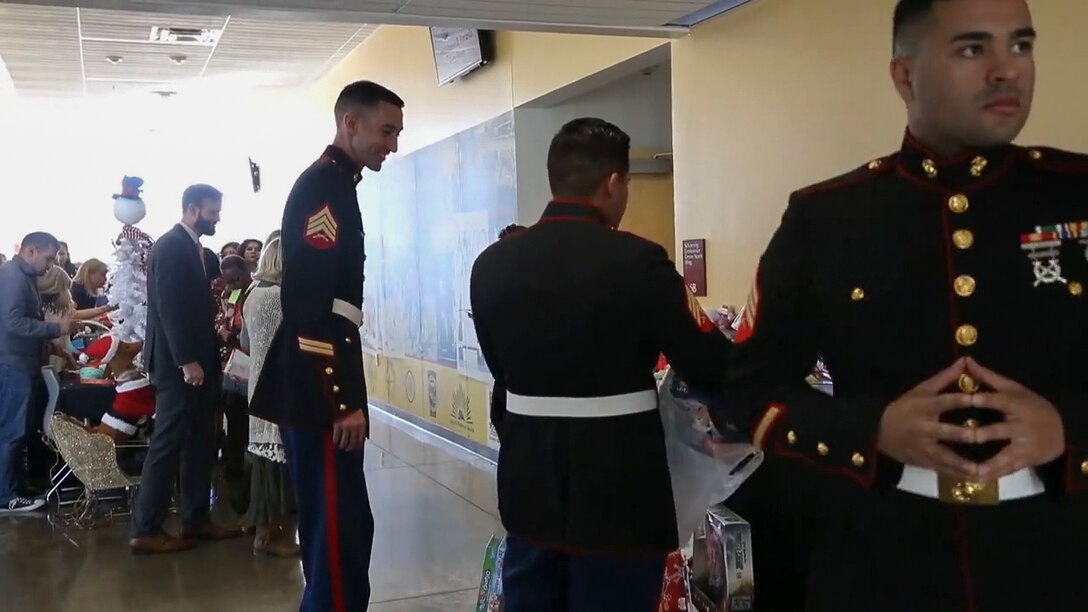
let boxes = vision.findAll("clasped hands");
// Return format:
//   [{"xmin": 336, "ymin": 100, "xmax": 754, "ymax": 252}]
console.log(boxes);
[{"xmin": 877, "ymin": 357, "xmax": 1065, "ymax": 482}]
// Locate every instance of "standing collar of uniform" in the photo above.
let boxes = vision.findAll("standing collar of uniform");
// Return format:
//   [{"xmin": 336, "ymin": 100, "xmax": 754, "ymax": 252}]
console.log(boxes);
[
  {"xmin": 321, "ymin": 145, "xmax": 363, "ymax": 186},
  {"xmin": 539, "ymin": 199, "xmax": 610, "ymax": 227},
  {"xmin": 896, "ymin": 128, "xmax": 1016, "ymax": 191}
]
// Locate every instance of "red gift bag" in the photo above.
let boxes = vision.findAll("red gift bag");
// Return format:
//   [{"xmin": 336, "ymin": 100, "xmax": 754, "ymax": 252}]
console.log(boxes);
[{"xmin": 658, "ymin": 550, "xmax": 692, "ymax": 611}]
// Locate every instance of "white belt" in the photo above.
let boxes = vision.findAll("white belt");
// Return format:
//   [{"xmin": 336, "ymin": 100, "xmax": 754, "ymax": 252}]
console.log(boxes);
[
  {"xmin": 332, "ymin": 299, "xmax": 362, "ymax": 327},
  {"xmin": 506, "ymin": 390, "xmax": 657, "ymax": 418},
  {"xmin": 897, "ymin": 465, "xmax": 1045, "ymax": 502}
]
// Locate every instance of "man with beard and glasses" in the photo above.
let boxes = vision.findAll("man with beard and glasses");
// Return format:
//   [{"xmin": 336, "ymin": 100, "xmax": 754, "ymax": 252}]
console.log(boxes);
[
  {"xmin": 722, "ymin": 0, "xmax": 1088, "ymax": 610},
  {"xmin": 130, "ymin": 183, "xmax": 242, "ymax": 554}
]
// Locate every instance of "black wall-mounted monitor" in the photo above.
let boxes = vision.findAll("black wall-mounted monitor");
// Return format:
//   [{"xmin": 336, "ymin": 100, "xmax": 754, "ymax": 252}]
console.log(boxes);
[{"xmin": 429, "ymin": 27, "xmax": 495, "ymax": 86}]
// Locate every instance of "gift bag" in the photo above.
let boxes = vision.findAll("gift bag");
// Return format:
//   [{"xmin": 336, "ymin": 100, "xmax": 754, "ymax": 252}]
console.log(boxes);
[
  {"xmin": 658, "ymin": 367, "xmax": 763, "ymax": 544},
  {"xmin": 222, "ymin": 348, "xmax": 251, "ymax": 395},
  {"xmin": 476, "ymin": 534, "xmax": 507, "ymax": 611},
  {"xmin": 658, "ymin": 549, "xmax": 693, "ymax": 611}
]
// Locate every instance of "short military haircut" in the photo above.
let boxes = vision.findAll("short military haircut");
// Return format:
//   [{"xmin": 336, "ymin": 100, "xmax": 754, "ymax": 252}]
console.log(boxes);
[
  {"xmin": 546, "ymin": 118, "xmax": 631, "ymax": 199},
  {"xmin": 893, "ymin": 0, "xmax": 948, "ymax": 56},
  {"xmin": 20, "ymin": 232, "xmax": 60, "ymax": 253},
  {"xmin": 334, "ymin": 80, "xmax": 405, "ymax": 122},
  {"xmin": 182, "ymin": 183, "xmax": 223, "ymax": 213}
]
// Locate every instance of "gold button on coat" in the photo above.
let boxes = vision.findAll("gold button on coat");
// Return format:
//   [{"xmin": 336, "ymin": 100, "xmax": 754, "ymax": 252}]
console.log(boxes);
[
  {"xmin": 922, "ymin": 159, "xmax": 938, "ymax": 178},
  {"xmin": 333, "ymin": 385, "xmax": 341, "ymax": 393},
  {"xmin": 970, "ymin": 156, "xmax": 988, "ymax": 177},
  {"xmin": 1070, "ymin": 282, "xmax": 1084, "ymax": 297},
  {"xmin": 339, "ymin": 404, "xmax": 348, "ymax": 412},
  {"xmin": 1081, "ymin": 460, "xmax": 1088, "ymax": 476},
  {"xmin": 852, "ymin": 453, "xmax": 865, "ymax": 468},
  {"xmin": 1029, "ymin": 149, "xmax": 1043, "ymax": 160},
  {"xmin": 948, "ymin": 194, "xmax": 969, "ymax": 214},
  {"xmin": 787, "ymin": 430, "xmax": 798, "ymax": 445},
  {"xmin": 959, "ymin": 374, "xmax": 979, "ymax": 394},
  {"xmin": 850, "ymin": 288, "xmax": 865, "ymax": 301},
  {"xmin": 953, "ymin": 230, "xmax": 974, "ymax": 250},
  {"xmin": 954, "ymin": 275, "xmax": 976, "ymax": 297},
  {"xmin": 956, "ymin": 324, "xmax": 978, "ymax": 347},
  {"xmin": 325, "ymin": 367, "xmax": 334, "ymax": 375},
  {"xmin": 817, "ymin": 442, "xmax": 829, "ymax": 456},
  {"xmin": 868, "ymin": 159, "xmax": 882, "ymax": 170}
]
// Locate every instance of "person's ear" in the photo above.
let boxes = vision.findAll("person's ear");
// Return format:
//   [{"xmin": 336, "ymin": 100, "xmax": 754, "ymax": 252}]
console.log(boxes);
[{"xmin": 890, "ymin": 57, "xmax": 916, "ymax": 105}]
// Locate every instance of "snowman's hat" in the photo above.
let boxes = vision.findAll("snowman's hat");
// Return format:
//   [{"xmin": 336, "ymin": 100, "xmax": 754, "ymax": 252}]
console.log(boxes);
[{"xmin": 113, "ymin": 176, "xmax": 144, "ymax": 200}]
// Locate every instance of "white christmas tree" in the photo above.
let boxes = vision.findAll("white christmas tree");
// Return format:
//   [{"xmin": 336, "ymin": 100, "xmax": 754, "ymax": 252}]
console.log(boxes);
[{"xmin": 106, "ymin": 177, "xmax": 154, "ymax": 348}]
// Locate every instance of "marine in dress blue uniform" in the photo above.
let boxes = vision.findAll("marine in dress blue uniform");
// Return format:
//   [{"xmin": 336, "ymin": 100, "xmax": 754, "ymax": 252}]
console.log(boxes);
[
  {"xmin": 721, "ymin": 2, "xmax": 1088, "ymax": 610},
  {"xmin": 470, "ymin": 118, "xmax": 732, "ymax": 612},
  {"xmin": 251, "ymin": 80, "xmax": 404, "ymax": 612}
]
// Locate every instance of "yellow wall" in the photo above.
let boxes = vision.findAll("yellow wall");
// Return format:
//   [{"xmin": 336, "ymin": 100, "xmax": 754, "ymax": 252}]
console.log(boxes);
[
  {"xmin": 621, "ymin": 174, "xmax": 676, "ymax": 262},
  {"xmin": 672, "ymin": 0, "xmax": 1088, "ymax": 307},
  {"xmin": 311, "ymin": 26, "xmax": 666, "ymax": 156},
  {"xmin": 507, "ymin": 32, "xmax": 667, "ymax": 106},
  {"xmin": 310, "ymin": 25, "xmax": 515, "ymax": 156}
]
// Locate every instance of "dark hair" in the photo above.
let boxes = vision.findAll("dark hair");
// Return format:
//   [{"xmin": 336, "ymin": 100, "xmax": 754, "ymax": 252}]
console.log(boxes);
[
  {"xmin": 182, "ymin": 184, "xmax": 223, "ymax": 213},
  {"xmin": 498, "ymin": 224, "xmax": 526, "ymax": 240},
  {"xmin": 220, "ymin": 254, "xmax": 247, "ymax": 274},
  {"xmin": 56, "ymin": 240, "xmax": 77, "ymax": 275},
  {"xmin": 893, "ymin": 0, "xmax": 946, "ymax": 54},
  {"xmin": 546, "ymin": 118, "xmax": 631, "ymax": 199},
  {"xmin": 239, "ymin": 239, "xmax": 264, "ymax": 253},
  {"xmin": 20, "ymin": 232, "xmax": 60, "ymax": 253},
  {"xmin": 203, "ymin": 248, "xmax": 223, "ymax": 281},
  {"xmin": 220, "ymin": 242, "xmax": 240, "ymax": 258},
  {"xmin": 334, "ymin": 80, "xmax": 405, "ymax": 122}
]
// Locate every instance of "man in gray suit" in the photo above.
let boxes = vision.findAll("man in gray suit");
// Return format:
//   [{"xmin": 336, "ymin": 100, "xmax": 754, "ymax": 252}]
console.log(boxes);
[{"xmin": 130, "ymin": 184, "xmax": 240, "ymax": 554}]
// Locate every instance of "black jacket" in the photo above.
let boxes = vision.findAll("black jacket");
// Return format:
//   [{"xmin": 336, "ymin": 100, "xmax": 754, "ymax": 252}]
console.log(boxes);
[
  {"xmin": 250, "ymin": 145, "xmax": 367, "ymax": 428},
  {"xmin": 144, "ymin": 224, "xmax": 219, "ymax": 385},
  {"xmin": 722, "ymin": 131, "xmax": 1088, "ymax": 495},
  {"xmin": 470, "ymin": 200, "xmax": 731, "ymax": 555}
]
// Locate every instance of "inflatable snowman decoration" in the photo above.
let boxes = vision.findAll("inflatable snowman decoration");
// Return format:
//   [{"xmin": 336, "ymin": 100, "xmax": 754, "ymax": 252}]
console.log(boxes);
[{"xmin": 107, "ymin": 176, "xmax": 154, "ymax": 345}]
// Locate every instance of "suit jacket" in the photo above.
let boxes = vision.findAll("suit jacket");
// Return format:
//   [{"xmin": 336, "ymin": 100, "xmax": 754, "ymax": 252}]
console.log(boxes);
[{"xmin": 144, "ymin": 224, "xmax": 219, "ymax": 386}]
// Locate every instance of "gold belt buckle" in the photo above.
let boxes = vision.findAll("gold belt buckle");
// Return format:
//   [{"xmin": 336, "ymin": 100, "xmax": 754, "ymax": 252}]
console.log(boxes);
[
  {"xmin": 937, "ymin": 411, "xmax": 999, "ymax": 506},
  {"xmin": 938, "ymin": 475, "xmax": 999, "ymax": 505}
]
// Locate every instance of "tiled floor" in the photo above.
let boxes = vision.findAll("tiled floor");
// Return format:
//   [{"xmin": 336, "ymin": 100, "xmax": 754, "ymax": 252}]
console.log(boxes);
[{"xmin": 0, "ymin": 410, "xmax": 501, "ymax": 611}]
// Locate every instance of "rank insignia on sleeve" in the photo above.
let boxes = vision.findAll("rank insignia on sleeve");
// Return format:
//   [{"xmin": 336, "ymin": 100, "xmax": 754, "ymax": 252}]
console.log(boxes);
[
  {"xmin": 298, "ymin": 336, "xmax": 335, "ymax": 357},
  {"xmin": 733, "ymin": 273, "xmax": 760, "ymax": 344},
  {"xmin": 684, "ymin": 286, "xmax": 716, "ymax": 333},
  {"xmin": 304, "ymin": 204, "xmax": 339, "ymax": 250}
]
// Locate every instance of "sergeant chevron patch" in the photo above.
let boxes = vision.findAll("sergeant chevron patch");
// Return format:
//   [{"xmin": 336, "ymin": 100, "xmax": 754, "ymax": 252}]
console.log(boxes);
[{"xmin": 304, "ymin": 204, "xmax": 339, "ymax": 250}]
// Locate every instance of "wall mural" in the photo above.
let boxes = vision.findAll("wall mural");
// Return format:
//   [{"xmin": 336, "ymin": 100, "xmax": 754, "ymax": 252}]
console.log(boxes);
[{"xmin": 358, "ymin": 112, "xmax": 517, "ymax": 447}]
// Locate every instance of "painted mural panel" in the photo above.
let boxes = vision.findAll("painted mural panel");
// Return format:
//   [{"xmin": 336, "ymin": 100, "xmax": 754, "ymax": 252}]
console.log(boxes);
[{"xmin": 357, "ymin": 111, "xmax": 517, "ymax": 445}]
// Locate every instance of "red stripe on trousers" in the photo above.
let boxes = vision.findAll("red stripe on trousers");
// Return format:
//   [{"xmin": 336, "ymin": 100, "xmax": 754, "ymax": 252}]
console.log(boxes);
[{"xmin": 324, "ymin": 431, "xmax": 346, "ymax": 612}]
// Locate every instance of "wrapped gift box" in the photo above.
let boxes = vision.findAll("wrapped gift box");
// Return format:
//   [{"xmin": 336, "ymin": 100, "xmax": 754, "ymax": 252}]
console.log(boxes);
[
  {"xmin": 476, "ymin": 535, "xmax": 506, "ymax": 611},
  {"xmin": 691, "ymin": 506, "xmax": 755, "ymax": 612}
]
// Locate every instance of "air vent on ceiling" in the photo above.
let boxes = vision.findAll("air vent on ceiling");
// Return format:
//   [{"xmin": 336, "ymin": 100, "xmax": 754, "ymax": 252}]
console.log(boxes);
[{"xmin": 149, "ymin": 26, "xmax": 221, "ymax": 46}]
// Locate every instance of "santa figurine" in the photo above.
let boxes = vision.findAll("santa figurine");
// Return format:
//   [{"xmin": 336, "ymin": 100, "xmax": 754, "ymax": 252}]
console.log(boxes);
[{"xmin": 79, "ymin": 334, "xmax": 155, "ymax": 443}]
